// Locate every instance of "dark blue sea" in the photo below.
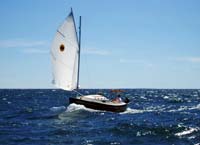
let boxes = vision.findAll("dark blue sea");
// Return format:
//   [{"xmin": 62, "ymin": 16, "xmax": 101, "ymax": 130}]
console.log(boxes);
[{"xmin": 0, "ymin": 89, "xmax": 200, "ymax": 145}]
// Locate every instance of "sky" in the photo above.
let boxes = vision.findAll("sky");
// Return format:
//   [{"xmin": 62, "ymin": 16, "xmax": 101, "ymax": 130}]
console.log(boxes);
[{"xmin": 0, "ymin": 0, "xmax": 200, "ymax": 89}]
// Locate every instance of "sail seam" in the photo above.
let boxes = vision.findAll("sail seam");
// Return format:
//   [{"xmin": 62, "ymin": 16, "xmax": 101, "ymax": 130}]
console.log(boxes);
[{"xmin": 57, "ymin": 30, "xmax": 65, "ymax": 38}]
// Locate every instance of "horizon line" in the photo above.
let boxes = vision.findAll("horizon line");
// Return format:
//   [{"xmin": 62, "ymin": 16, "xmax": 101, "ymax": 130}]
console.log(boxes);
[{"xmin": 0, "ymin": 87, "xmax": 199, "ymax": 90}]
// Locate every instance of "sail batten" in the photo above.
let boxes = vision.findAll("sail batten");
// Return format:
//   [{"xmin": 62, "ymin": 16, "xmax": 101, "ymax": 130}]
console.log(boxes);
[{"xmin": 51, "ymin": 10, "xmax": 79, "ymax": 91}]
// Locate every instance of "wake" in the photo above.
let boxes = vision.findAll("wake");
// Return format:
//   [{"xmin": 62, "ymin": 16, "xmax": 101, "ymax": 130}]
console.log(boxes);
[
  {"xmin": 50, "ymin": 104, "xmax": 146, "ymax": 114},
  {"xmin": 120, "ymin": 107, "xmax": 144, "ymax": 114},
  {"xmin": 65, "ymin": 103, "xmax": 103, "ymax": 113}
]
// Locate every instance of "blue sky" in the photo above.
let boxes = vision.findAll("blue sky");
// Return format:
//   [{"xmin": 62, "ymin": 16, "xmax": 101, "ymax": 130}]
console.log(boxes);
[{"xmin": 0, "ymin": 0, "xmax": 200, "ymax": 89}]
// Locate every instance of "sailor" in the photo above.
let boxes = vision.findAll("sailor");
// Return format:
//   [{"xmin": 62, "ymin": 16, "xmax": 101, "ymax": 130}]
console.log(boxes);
[
  {"xmin": 124, "ymin": 97, "xmax": 130, "ymax": 103},
  {"xmin": 112, "ymin": 94, "xmax": 122, "ymax": 103}
]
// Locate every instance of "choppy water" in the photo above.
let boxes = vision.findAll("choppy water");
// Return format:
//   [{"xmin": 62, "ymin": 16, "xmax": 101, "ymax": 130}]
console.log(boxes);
[{"xmin": 0, "ymin": 89, "xmax": 200, "ymax": 145}]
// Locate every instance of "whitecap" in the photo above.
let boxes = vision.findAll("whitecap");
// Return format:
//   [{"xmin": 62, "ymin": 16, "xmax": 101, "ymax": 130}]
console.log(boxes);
[
  {"xmin": 178, "ymin": 106, "xmax": 188, "ymax": 111},
  {"xmin": 189, "ymin": 104, "xmax": 200, "ymax": 110},
  {"xmin": 120, "ymin": 107, "xmax": 144, "ymax": 114},
  {"xmin": 188, "ymin": 135, "xmax": 196, "ymax": 139},
  {"xmin": 2, "ymin": 98, "xmax": 7, "ymax": 101},
  {"xmin": 140, "ymin": 96, "xmax": 147, "ymax": 100},
  {"xmin": 100, "ymin": 112, "xmax": 105, "ymax": 115},
  {"xmin": 50, "ymin": 106, "xmax": 66, "ymax": 112},
  {"xmin": 164, "ymin": 96, "xmax": 169, "ymax": 99},
  {"xmin": 110, "ymin": 142, "xmax": 120, "ymax": 145},
  {"xmin": 168, "ymin": 104, "xmax": 200, "ymax": 112},
  {"xmin": 175, "ymin": 127, "xmax": 199, "ymax": 137}
]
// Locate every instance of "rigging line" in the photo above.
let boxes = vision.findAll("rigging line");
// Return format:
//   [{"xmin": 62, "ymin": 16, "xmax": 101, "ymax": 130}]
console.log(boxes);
[{"xmin": 73, "ymin": 89, "xmax": 84, "ymax": 96}]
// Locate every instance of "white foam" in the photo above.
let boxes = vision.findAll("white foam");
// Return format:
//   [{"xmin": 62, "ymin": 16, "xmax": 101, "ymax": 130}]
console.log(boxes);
[
  {"xmin": 189, "ymin": 104, "xmax": 200, "ymax": 110},
  {"xmin": 120, "ymin": 107, "xmax": 144, "ymax": 114},
  {"xmin": 65, "ymin": 103, "xmax": 102, "ymax": 113},
  {"xmin": 140, "ymin": 96, "xmax": 147, "ymax": 100},
  {"xmin": 2, "ymin": 98, "xmax": 7, "ymax": 101},
  {"xmin": 65, "ymin": 104, "xmax": 144, "ymax": 114},
  {"xmin": 168, "ymin": 104, "xmax": 200, "ymax": 113},
  {"xmin": 50, "ymin": 106, "xmax": 66, "ymax": 112},
  {"xmin": 66, "ymin": 103, "xmax": 86, "ymax": 112},
  {"xmin": 175, "ymin": 127, "xmax": 199, "ymax": 137},
  {"xmin": 164, "ymin": 96, "xmax": 169, "ymax": 99},
  {"xmin": 110, "ymin": 142, "xmax": 120, "ymax": 145}
]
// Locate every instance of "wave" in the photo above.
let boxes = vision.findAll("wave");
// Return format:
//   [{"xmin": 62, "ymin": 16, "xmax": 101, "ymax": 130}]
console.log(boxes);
[
  {"xmin": 65, "ymin": 103, "xmax": 103, "ymax": 113},
  {"xmin": 120, "ymin": 107, "xmax": 144, "ymax": 114},
  {"xmin": 175, "ymin": 127, "xmax": 199, "ymax": 137},
  {"xmin": 57, "ymin": 104, "xmax": 104, "ymax": 123},
  {"xmin": 53, "ymin": 103, "xmax": 200, "ymax": 115},
  {"xmin": 168, "ymin": 103, "xmax": 200, "ymax": 112},
  {"xmin": 189, "ymin": 104, "xmax": 200, "ymax": 110},
  {"xmin": 50, "ymin": 106, "xmax": 66, "ymax": 112}
]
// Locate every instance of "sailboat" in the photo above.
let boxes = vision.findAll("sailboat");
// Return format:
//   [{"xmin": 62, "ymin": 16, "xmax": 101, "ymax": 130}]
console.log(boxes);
[{"xmin": 51, "ymin": 9, "xmax": 129, "ymax": 112}]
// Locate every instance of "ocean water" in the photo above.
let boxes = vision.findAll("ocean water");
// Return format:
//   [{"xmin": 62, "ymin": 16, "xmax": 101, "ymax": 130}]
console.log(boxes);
[{"xmin": 0, "ymin": 89, "xmax": 200, "ymax": 145}]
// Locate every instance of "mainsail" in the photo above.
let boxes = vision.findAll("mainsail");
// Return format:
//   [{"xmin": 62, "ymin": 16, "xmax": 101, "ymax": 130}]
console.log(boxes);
[{"xmin": 51, "ymin": 10, "xmax": 79, "ymax": 91}]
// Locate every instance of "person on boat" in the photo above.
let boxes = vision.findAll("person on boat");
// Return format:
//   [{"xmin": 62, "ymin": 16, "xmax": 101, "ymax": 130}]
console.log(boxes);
[
  {"xmin": 112, "ymin": 94, "xmax": 122, "ymax": 103},
  {"xmin": 124, "ymin": 97, "xmax": 130, "ymax": 103},
  {"xmin": 97, "ymin": 92, "xmax": 104, "ymax": 96}
]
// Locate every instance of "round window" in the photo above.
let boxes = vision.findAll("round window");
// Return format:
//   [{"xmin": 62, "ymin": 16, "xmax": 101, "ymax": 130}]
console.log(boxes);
[{"xmin": 60, "ymin": 44, "xmax": 65, "ymax": 52}]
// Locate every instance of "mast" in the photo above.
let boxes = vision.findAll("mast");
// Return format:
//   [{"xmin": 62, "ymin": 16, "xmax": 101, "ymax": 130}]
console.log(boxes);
[{"xmin": 77, "ymin": 16, "xmax": 81, "ymax": 89}]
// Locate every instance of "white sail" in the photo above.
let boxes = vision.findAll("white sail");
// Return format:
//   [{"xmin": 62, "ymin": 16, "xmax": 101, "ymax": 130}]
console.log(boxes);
[{"xmin": 51, "ymin": 11, "xmax": 79, "ymax": 91}]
